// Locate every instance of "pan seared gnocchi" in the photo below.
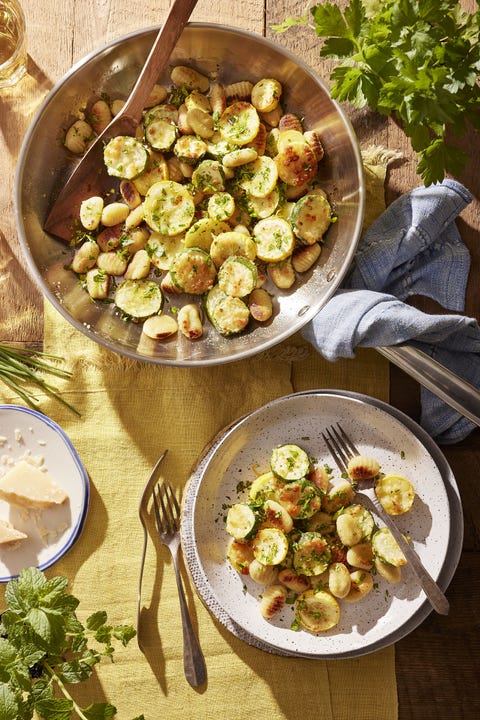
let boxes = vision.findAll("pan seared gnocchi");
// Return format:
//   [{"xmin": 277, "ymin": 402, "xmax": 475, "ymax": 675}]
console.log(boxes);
[
  {"xmin": 65, "ymin": 65, "xmax": 334, "ymax": 342},
  {"xmin": 225, "ymin": 442, "xmax": 416, "ymax": 633}
]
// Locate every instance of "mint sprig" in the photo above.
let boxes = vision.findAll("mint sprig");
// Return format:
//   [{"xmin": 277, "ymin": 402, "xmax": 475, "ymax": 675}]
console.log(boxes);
[
  {"xmin": 0, "ymin": 567, "xmax": 143, "ymax": 720},
  {"xmin": 274, "ymin": 0, "xmax": 480, "ymax": 185}
]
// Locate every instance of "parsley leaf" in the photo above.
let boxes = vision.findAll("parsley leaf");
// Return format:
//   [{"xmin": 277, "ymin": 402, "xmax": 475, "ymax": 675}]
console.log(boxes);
[
  {"xmin": 0, "ymin": 567, "xmax": 141, "ymax": 720},
  {"xmin": 276, "ymin": 0, "xmax": 480, "ymax": 185}
]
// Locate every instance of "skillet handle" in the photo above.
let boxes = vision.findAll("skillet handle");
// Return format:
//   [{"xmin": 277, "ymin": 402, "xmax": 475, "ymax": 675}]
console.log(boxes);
[{"xmin": 376, "ymin": 344, "xmax": 480, "ymax": 428}]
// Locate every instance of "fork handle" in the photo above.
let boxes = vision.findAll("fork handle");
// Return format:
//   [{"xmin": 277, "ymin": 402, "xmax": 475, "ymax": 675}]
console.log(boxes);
[
  {"xmin": 171, "ymin": 548, "xmax": 207, "ymax": 687},
  {"xmin": 364, "ymin": 493, "xmax": 450, "ymax": 615}
]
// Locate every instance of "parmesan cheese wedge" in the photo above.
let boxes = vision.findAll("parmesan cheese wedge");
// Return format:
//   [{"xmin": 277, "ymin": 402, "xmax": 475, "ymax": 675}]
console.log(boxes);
[
  {"xmin": 0, "ymin": 518, "xmax": 27, "ymax": 546},
  {"xmin": 0, "ymin": 461, "xmax": 68, "ymax": 509}
]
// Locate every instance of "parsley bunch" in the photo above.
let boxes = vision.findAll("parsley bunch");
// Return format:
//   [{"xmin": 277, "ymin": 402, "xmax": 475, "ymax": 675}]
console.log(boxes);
[
  {"xmin": 0, "ymin": 567, "xmax": 143, "ymax": 720},
  {"xmin": 275, "ymin": 0, "xmax": 480, "ymax": 185}
]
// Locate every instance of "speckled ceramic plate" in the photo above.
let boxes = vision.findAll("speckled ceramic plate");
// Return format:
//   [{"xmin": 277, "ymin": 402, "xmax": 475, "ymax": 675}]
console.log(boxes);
[
  {"xmin": 0, "ymin": 405, "xmax": 89, "ymax": 582},
  {"xmin": 181, "ymin": 390, "xmax": 463, "ymax": 659}
]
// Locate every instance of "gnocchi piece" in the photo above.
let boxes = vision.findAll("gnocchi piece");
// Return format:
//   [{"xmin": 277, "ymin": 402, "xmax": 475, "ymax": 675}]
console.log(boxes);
[
  {"xmin": 71, "ymin": 240, "xmax": 99, "ymax": 274},
  {"xmin": 64, "ymin": 119, "xmax": 93, "ymax": 155},
  {"xmin": 85, "ymin": 268, "xmax": 109, "ymax": 300},
  {"xmin": 177, "ymin": 303, "xmax": 203, "ymax": 340},
  {"xmin": 122, "ymin": 226, "xmax": 149, "ymax": 254},
  {"xmin": 262, "ymin": 499, "xmax": 293, "ymax": 533},
  {"xmin": 344, "ymin": 570, "xmax": 374, "ymax": 603},
  {"xmin": 142, "ymin": 314, "xmax": 178, "ymax": 340},
  {"xmin": 160, "ymin": 271, "xmax": 182, "ymax": 295},
  {"xmin": 249, "ymin": 559, "xmax": 278, "ymax": 586},
  {"xmin": 347, "ymin": 454, "xmax": 381, "ymax": 481},
  {"xmin": 177, "ymin": 103, "xmax": 193, "ymax": 134},
  {"xmin": 90, "ymin": 99, "xmax": 112, "ymax": 135},
  {"xmin": 124, "ymin": 249, "xmax": 151, "ymax": 280},
  {"xmin": 259, "ymin": 104, "xmax": 283, "ymax": 128},
  {"xmin": 259, "ymin": 584, "xmax": 287, "ymax": 620},
  {"xmin": 110, "ymin": 98, "xmax": 125, "ymax": 116},
  {"xmin": 374, "ymin": 557, "xmax": 402, "ymax": 584},
  {"xmin": 322, "ymin": 480, "xmax": 355, "ymax": 514},
  {"xmin": 336, "ymin": 513, "xmax": 364, "ymax": 547},
  {"xmin": 96, "ymin": 251, "xmax": 128, "ymax": 277},
  {"xmin": 248, "ymin": 288, "xmax": 273, "ymax": 323},
  {"xmin": 186, "ymin": 108, "xmax": 215, "ymax": 139},
  {"xmin": 119, "ymin": 180, "xmax": 142, "ymax": 209},
  {"xmin": 222, "ymin": 147, "xmax": 258, "ymax": 168},
  {"xmin": 96, "ymin": 225, "xmax": 123, "ymax": 252},
  {"xmin": 170, "ymin": 65, "xmax": 210, "ymax": 93},
  {"xmin": 79, "ymin": 196, "xmax": 104, "ymax": 231},
  {"xmin": 227, "ymin": 538, "xmax": 254, "ymax": 575},
  {"xmin": 268, "ymin": 259, "xmax": 295, "ymax": 289},
  {"xmin": 209, "ymin": 82, "xmax": 227, "ymax": 115},
  {"xmin": 292, "ymin": 243, "xmax": 322, "ymax": 273},
  {"xmin": 224, "ymin": 80, "xmax": 253, "ymax": 101},
  {"xmin": 278, "ymin": 113, "xmax": 303, "ymax": 133},
  {"xmin": 328, "ymin": 562, "xmax": 352, "ymax": 599},
  {"xmin": 278, "ymin": 568, "xmax": 311, "ymax": 594},
  {"xmin": 346, "ymin": 542, "xmax": 374, "ymax": 571},
  {"xmin": 247, "ymin": 122, "xmax": 267, "ymax": 155},
  {"xmin": 144, "ymin": 83, "xmax": 168, "ymax": 108},
  {"xmin": 306, "ymin": 510, "xmax": 335, "ymax": 535},
  {"xmin": 304, "ymin": 129, "xmax": 325, "ymax": 161},
  {"xmin": 101, "ymin": 202, "xmax": 130, "ymax": 227}
]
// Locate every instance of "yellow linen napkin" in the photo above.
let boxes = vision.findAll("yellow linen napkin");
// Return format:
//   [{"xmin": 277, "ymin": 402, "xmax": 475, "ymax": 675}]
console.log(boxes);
[{"xmin": 25, "ymin": 301, "xmax": 395, "ymax": 720}]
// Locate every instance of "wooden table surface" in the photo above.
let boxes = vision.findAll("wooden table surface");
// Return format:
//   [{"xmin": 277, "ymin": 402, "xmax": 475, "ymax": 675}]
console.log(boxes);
[{"xmin": 1, "ymin": 2, "xmax": 479, "ymax": 718}]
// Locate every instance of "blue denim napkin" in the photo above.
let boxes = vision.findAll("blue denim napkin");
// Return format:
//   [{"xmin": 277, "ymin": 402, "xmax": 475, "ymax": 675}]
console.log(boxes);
[{"xmin": 302, "ymin": 179, "xmax": 480, "ymax": 444}]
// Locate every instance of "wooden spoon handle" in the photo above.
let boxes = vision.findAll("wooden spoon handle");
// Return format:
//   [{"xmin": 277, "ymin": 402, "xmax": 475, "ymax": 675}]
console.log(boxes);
[{"xmin": 120, "ymin": 0, "xmax": 199, "ymax": 122}]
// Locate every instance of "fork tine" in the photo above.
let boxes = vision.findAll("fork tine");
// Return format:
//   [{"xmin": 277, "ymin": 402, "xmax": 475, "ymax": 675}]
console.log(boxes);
[
  {"xmin": 152, "ymin": 485, "xmax": 165, "ymax": 534},
  {"xmin": 322, "ymin": 423, "xmax": 360, "ymax": 473},
  {"xmin": 322, "ymin": 428, "xmax": 348, "ymax": 473},
  {"xmin": 165, "ymin": 482, "xmax": 180, "ymax": 528}
]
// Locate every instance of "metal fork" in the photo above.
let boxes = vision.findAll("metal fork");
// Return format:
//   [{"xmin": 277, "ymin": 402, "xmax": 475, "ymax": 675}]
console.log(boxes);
[
  {"xmin": 323, "ymin": 424, "xmax": 450, "ymax": 616},
  {"xmin": 152, "ymin": 481, "xmax": 207, "ymax": 687}
]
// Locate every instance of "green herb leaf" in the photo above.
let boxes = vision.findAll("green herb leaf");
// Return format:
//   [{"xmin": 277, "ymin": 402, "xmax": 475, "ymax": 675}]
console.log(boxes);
[
  {"xmin": 276, "ymin": 0, "xmax": 480, "ymax": 185},
  {"xmin": 0, "ymin": 567, "xmax": 138, "ymax": 720}
]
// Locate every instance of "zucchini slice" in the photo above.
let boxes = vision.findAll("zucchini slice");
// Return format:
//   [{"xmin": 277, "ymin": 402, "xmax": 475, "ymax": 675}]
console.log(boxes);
[
  {"xmin": 209, "ymin": 231, "xmax": 257, "ymax": 268},
  {"xmin": 144, "ymin": 180, "xmax": 195, "ymax": 236},
  {"xmin": 208, "ymin": 294, "xmax": 251, "ymax": 336},
  {"xmin": 218, "ymin": 256, "xmax": 258, "ymax": 298},
  {"xmin": 371, "ymin": 527, "xmax": 408, "ymax": 567},
  {"xmin": 226, "ymin": 503, "xmax": 258, "ymax": 540},
  {"xmin": 375, "ymin": 473, "xmax": 415, "ymax": 515},
  {"xmin": 145, "ymin": 118, "xmax": 177, "ymax": 151},
  {"xmin": 170, "ymin": 248, "xmax": 217, "ymax": 294},
  {"xmin": 252, "ymin": 527, "xmax": 289, "ymax": 566},
  {"xmin": 253, "ymin": 217, "xmax": 295, "ymax": 262},
  {"xmin": 103, "ymin": 136, "xmax": 148, "ymax": 180},
  {"xmin": 114, "ymin": 279, "xmax": 162, "ymax": 320},
  {"xmin": 270, "ymin": 443, "xmax": 310, "ymax": 481},
  {"xmin": 342, "ymin": 504, "xmax": 375, "ymax": 541},
  {"xmin": 191, "ymin": 159, "xmax": 225, "ymax": 194},
  {"xmin": 184, "ymin": 217, "xmax": 230, "ymax": 252},
  {"xmin": 295, "ymin": 589, "xmax": 340, "ymax": 632},
  {"xmin": 291, "ymin": 193, "xmax": 332, "ymax": 245},
  {"xmin": 218, "ymin": 100, "xmax": 260, "ymax": 146},
  {"xmin": 293, "ymin": 531, "xmax": 331, "ymax": 576},
  {"xmin": 240, "ymin": 156, "xmax": 278, "ymax": 198}
]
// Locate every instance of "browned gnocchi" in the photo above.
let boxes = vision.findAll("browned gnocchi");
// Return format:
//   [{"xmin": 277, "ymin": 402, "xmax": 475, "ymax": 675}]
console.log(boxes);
[
  {"xmin": 225, "ymin": 442, "xmax": 416, "ymax": 634},
  {"xmin": 64, "ymin": 67, "xmax": 335, "ymax": 341}
]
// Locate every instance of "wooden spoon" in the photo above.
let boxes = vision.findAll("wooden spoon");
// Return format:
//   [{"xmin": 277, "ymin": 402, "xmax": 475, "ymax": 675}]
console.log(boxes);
[{"xmin": 44, "ymin": 0, "xmax": 199, "ymax": 241}]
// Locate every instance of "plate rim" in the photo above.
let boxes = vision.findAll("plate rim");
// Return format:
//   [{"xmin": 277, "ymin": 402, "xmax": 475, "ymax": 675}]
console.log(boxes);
[
  {"xmin": 181, "ymin": 389, "xmax": 463, "ymax": 659},
  {"xmin": 0, "ymin": 404, "xmax": 90, "ymax": 582}
]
